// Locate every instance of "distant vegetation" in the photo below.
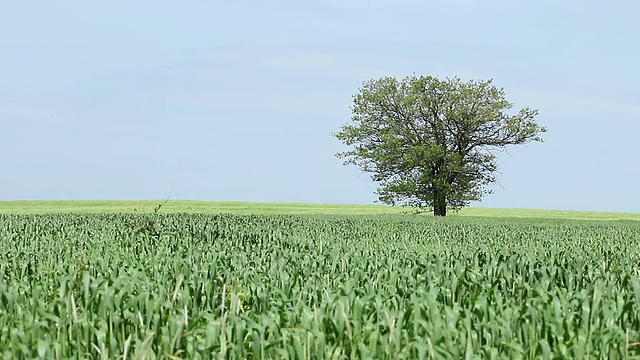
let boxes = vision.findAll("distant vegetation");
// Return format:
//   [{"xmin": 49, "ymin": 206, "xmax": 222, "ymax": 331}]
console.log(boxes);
[
  {"xmin": 1, "ymin": 211, "xmax": 640, "ymax": 358},
  {"xmin": 1, "ymin": 200, "xmax": 639, "ymax": 221}
]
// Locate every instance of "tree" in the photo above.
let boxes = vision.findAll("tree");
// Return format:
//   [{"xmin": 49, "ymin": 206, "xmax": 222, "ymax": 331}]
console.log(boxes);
[{"xmin": 334, "ymin": 75, "xmax": 547, "ymax": 216}]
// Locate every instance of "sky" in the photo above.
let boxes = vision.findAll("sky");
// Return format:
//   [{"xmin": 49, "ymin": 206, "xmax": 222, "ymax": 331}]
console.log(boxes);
[{"xmin": 1, "ymin": 0, "xmax": 639, "ymax": 212}]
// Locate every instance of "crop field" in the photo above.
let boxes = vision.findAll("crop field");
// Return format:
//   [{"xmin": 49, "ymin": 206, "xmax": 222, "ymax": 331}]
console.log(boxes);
[
  {"xmin": 2, "ymin": 210, "xmax": 640, "ymax": 358},
  {"xmin": 3, "ymin": 200, "xmax": 640, "ymax": 221}
]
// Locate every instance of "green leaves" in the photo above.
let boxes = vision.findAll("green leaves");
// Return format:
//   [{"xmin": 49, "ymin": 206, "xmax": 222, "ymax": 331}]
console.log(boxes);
[{"xmin": 335, "ymin": 75, "xmax": 546, "ymax": 215}]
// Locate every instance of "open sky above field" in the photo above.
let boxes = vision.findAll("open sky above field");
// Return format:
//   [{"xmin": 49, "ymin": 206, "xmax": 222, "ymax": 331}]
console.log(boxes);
[{"xmin": 1, "ymin": 1, "xmax": 639, "ymax": 212}]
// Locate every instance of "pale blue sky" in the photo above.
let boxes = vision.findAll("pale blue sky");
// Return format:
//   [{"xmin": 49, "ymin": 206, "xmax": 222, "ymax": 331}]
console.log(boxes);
[{"xmin": 1, "ymin": 1, "xmax": 639, "ymax": 212}]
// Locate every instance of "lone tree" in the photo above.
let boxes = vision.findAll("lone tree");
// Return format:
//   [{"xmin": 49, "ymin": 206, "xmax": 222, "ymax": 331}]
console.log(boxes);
[{"xmin": 334, "ymin": 75, "xmax": 547, "ymax": 216}]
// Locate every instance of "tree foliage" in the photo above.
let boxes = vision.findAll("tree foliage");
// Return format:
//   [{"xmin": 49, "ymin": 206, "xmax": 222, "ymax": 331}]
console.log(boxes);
[{"xmin": 334, "ymin": 75, "xmax": 547, "ymax": 216}]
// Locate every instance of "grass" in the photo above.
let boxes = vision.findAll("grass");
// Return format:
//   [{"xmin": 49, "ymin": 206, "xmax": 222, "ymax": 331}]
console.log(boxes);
[
  {"xmin": 2, "ymin": 212, "xmax": 640, "ymax": 358},
  {"xmin": 0, "ymin": 200, "xmax": 638, "ymax": 221},
  {"xmin": 2, "ymin": 202, "xmax": 640, "ymax": 357}
]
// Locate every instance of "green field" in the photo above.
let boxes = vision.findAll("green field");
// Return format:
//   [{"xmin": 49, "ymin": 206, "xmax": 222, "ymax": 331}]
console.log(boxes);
[
  {"xmin": 1, "ymin": 200, "xmax": 640, "ymax": 221},
  {"xmin": 2, "ymin": 202, "xmax": 640, "ymax": 358}
]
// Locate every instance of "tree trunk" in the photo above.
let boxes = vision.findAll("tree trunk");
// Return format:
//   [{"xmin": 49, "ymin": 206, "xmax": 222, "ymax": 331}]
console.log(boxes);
[{"xmin": 433, "ymin": 195, "xmax": 447, "ymax": 216}]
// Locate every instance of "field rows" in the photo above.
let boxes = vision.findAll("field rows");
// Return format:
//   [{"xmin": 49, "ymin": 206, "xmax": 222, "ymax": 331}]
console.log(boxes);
[{"xmin": 1, "ymin": 213, "xmax": 640, "ymax": 358}]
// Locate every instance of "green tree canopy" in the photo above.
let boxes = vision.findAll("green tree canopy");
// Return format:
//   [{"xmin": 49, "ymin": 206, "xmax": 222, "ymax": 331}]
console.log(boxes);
[{"xmin": 334, "ymin": 75, "xmax": 547, "ymax": 216}]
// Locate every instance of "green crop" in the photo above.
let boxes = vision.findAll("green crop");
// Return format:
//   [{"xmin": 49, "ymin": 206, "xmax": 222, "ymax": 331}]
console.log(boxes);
[{"xmin": 1, "ymin": 213, "xmax": 640, "ymax": 359}]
